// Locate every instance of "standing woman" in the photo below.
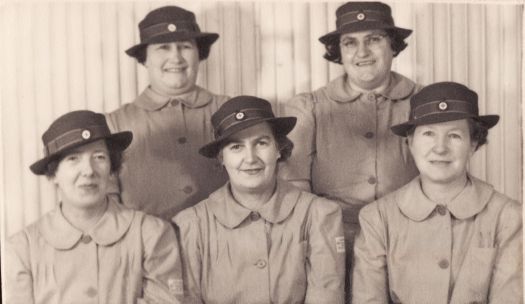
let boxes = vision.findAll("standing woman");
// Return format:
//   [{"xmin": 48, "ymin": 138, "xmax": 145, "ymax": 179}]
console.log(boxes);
[
  {"xmin": 174, "ymin": 96, "xmax": 346, "ymax": 303},
  {"xmin": 6, "ymin": 111, "xmax": 183, "ymax": 304},
  {"xmin": 353, "ymin": 82, "xmax": 522, "ymax": 303},
  {"xmin": 106, "ymin": 5, "xmax": 228, "ymax": 220}
]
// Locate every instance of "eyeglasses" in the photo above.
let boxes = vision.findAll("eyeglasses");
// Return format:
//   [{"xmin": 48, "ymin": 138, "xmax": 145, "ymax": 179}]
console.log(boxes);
[{"xmin": 339, "ymin": 34, "xmax": 388, "ymax": 52}]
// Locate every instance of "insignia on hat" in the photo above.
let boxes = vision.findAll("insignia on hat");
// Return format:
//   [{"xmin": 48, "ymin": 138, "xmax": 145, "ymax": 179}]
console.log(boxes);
[
  {"xmin": 235, "ymin": 112, "xmax": 245, "ymax": 120},
  {"xmin": 357, "ymin": 12, "xmax": 366, "ymax": 21},
  {"xmin": 81, "ymin": 130, "xmax": 91, "ymax": 139},
  {"xmin": 167, "ymin": 23, "xmax": 177, "ymax": 32},
  {"xmin": 438, "ymin": 101, "xmax": 448, "ymax": 111}
]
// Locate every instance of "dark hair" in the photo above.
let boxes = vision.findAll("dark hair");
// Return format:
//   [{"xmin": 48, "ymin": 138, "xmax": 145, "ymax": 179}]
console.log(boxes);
[
  {"xmin": 216, "ymin": 123, "xmax": 294, "ymax": 162},
  {"xmin": 323, "ymin": 29, "xmax": 408, "ymax": 64},
  {"xmin": 405, "ymin": 118, "xmax": 489, "ymax": 150},
  {"xmin": 44, "ymin": 140, "xmax": 124, "ymax": 178},
  {"xmin": 135, "ymin": 38, "xmax": 211, "ymax": 64}
]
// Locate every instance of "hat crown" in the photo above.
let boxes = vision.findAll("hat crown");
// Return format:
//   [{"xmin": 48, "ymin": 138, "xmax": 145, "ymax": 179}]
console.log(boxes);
[
  {"xmin": 42, "ymin": 110, "xmax": 109, "ymax": 144},
  {"xmin": 139, "ymin": 6, "xmax": 197, "ymax": 29},
  {"xmin": 336, "ymin": 2, "xmax": 392, "ymax": 17},
  {"xmin": 335, "ymin": 1, "xmax": 394, "ymax": 30}
]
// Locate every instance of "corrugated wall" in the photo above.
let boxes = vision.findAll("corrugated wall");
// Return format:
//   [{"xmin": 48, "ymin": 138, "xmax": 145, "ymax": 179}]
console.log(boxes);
[{"xmin": 0, "ymin": 1, "xmax": 522, "ymax": 238}]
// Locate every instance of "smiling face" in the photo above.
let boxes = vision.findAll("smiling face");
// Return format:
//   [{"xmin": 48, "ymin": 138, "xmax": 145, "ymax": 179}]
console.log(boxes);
[
  {"xmin": 340, "ymin": 29, "xmax": 394, "ymax": 91},
  {"xmin": 53, "ymin": 140, "xmax": 111, "ymax": 211},
  {"xmin": 220, "ymin": 122, "xmax": 281, "ymax": 195},
  {"xmin": 408, "ymin": 119, "xmax": 477, "ymax": 187},
  {"xmin": 145, "ymin": 40, "xmax": 200, "ymax": 96}
]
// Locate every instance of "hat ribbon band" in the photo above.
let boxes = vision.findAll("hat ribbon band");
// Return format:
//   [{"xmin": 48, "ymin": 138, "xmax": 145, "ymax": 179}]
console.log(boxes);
[
  {"xmin": 45, "ymin": 125, "xmax": 110, "ymax": 156},
  {"xmin": 412, "ymin": 99, "xmax": 478, "ymax": 120},
  {"xmin": 215, "ymin": 108, "xmax": 274, "ymax": 138},
  {"xmin": 141, "ymin": 22, "xmax": 200, "ymax": 41},
  {"xmin": 337, "ymin": 10, "xmax": 394, "ymax": 28}
]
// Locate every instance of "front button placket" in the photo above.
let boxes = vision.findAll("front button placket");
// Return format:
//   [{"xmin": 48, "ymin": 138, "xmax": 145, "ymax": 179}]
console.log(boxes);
[{"xmin": 247, "ymin": 213, "xmax": 271, "ymax": 303}]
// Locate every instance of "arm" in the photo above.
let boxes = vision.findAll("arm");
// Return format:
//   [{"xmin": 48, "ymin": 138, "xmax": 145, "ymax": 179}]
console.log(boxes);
[
  {"xmin": 5, "ymin": 232, "xmax": 35, "ymax": 304},
  {"xmin": 489, "ymin": 200, "xmax": 523, "ymax": 303},
  {"xmin": 279, "ymin": 93, "xmax": 317, "ymax": 191},
  {"xmin": 141, "ymin": 216, "xmax": 184, "ymax": 304},
  {"xmin": 172, "ymin": 209, "xmax": 204, "ymax": 304},
  {"xmin": 352, "ymin": 203, "xmax": 389, "ymax": 304},
  {"xmin": 304, "ymin": 198, "xmax": 346, "ymax": 304}
]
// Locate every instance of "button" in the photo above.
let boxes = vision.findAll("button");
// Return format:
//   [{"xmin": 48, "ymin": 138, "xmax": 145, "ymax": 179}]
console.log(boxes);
[
  {"xmin": 438, "ymin": 259, "xmax": 449, "ymax": 269},
  {"xmin": 368, "ymin": 176, "xmax": 377, "ymax": 184},
  {"xmin": 367, "ymin": 93, "xmax": 375, "ymax": 101},
  {"xmin": 435, "ymin": 204, "xmax": 447, "ymax": 216},
  {"xmin": 171, "ymin": 99, "xmax": 179, "ymax": 106},
  {"xmin": 250, "ymin": 211, "xmax": 260, "ymax": 221},
  {"xmin": 364, "ymin": 132, "xmax": 374, "ymax": 139},
  {"xmin": 167, "ymin": 23, "xmax": 177, "ymax": 32},
  {"xmin": 183, "ymin": 186, "xmax": 193, "ymax": 194},
  {"xmin": 255, "ymin": 259, "xmax": 267, "ymax": 268},
  {"xmin": 81, "ymin": 235, "xmax": 92, "ymax": 244},
  {"xmin": 85, "ymin": 287, "xmax": 97, "ymax": 297},
  {"xmin": 177, "ymin": 137, "xmax": 187, "ymax": 144}
]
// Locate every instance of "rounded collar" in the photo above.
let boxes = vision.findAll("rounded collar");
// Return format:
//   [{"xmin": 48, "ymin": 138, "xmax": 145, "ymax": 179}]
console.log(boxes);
[{"xmin": 135, "ymin": 85, "xmax": 215, "ymax": 111}]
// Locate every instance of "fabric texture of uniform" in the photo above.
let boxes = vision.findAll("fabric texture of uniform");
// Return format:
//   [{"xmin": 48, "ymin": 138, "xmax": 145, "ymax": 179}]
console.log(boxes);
[
  {"xmin": 6, "ymin": 196, "xmax": 183, "ymax": 304},
  {"xmin": 173, "ymin": 180, "xmax": 346, "ymax": 304},
  {"xmin": 106, "ymin": 86, "xmax": 229, "ymax": 220},
  {"xmin": 353, "ymin": 175, "xmax": 523, "ymax": 304}
]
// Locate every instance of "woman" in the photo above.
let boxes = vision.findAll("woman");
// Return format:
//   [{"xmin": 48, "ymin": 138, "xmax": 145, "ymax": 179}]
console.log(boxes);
[
  {"xmin": 352, "ymin": 82, "xmax": 522, "ymax": 303},
  {"xmin": 6, "ymin": 110, "xmax": 183, "ymax": 304},
  {"xmin": 106, "ymin": 5, "xmax": 229, "ymax": 221},
  {"xmin": 174, "ymin": 96, "xmax": 346, "ymax": 303}
]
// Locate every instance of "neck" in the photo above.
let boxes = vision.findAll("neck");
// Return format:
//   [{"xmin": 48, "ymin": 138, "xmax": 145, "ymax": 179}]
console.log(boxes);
[
  {"xmin": 348, "ymin": 74, "xmax": 391, "ymax": 94},
  {"xmin": 421, "ymin": 175, "xmax": 469, "ymax": 205},
  {"xmin": 230, "ymin": 180, "xmax": 277, "ymax": 211},
  {"xmin": 150, "ymin": 84, "xmax": 195, "ymax": 99},
  {"xmin": 61, "ymin": 199, "xmax": 108, "ymax": 233}
]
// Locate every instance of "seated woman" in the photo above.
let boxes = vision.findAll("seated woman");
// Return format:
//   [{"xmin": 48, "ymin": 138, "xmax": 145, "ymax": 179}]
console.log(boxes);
[
  {"xmin": 173, "ymin": 96, "xmax": 346, "ymax": 303},
  {"xmin": 352, "ymin": 82, "xmax": 522, "ymax": 303},
  {"xmin": 6, "ymin": 110, "xmax": 183, "ymax": 304}
]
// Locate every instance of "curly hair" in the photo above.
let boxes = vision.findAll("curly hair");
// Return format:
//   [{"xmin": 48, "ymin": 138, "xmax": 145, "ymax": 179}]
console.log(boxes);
[
  {"xmin": 323, "ymin": 29, "xmax": 408, "ymax": 64},
  {"xmin": 134, "ymin": 38, "xmax": 212, "ymax": 64}
]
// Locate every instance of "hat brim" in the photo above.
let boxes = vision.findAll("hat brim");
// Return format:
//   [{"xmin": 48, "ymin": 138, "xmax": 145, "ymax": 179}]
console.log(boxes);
[
  {"xmin": 390, "ymin": 113, "xmax": 500, "ymax": 137},
  {"xmin": 30, "ymin": 131, "xmax": 133, "ymax": 175},
  {"xmin": 125, "ymin": 32, "xmax": 219, "ymax": 59},
  {"xmin": 199, "ymin": 117, "xmax": 297, "ymax": 158},
  {"xmin": 319, "ymin": 24, "xmax": 412, "ymax": 45}
]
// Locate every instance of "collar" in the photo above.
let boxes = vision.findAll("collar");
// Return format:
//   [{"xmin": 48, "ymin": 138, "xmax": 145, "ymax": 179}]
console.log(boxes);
[
  {"xmin": 134, "ymin": 85, "xmax": 214, "ymax": 111},
  {"xmin": 397, "ymin": 175, "xmax": 494, "ymax": 221},
  {"xmin": 38, "ymin": 196, "xmax": 135, "ymax": 249},
  {"xmin": 207, "ymin": 180, "xmax": 301, "ymax": 229},
  {"xmin": 326, "ymin": 71, "xmax": 416, "ymax": 103}
]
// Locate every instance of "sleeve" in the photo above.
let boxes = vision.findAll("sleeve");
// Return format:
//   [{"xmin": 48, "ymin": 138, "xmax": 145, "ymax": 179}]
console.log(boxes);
[
  {"xmin": 279, "ymin": 93, "xmax": 317, "ymax": 189},
  {"xmin": 172, "ymin": 209, "xmax": 204, "ymax": 304},
  {"xmin": 140, "ymin": 216, "xmax": 184, "ymax": 304},
  {"xmin": 304, "ymin": 198, "xmax": 346, "ymax": 304},
  {"xmin": 352, "ymin": 202, "xmax": 389, "ymax": 304},
  {"xmin": 489, "ymin": 200, "xmax": 523, "ymax": 303},
  {"xmin": 5, "ymin": 232, "xmax": 35, "ymax": 304}
]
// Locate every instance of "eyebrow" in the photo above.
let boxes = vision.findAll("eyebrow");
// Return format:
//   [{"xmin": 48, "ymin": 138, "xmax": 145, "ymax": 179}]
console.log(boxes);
[{"xmin": 228, "ymin": 134, "xmax": 272, "ymax": 144}]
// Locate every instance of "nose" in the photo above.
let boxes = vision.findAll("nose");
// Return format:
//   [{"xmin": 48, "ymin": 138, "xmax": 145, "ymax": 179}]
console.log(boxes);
[
  {"xmin": 244, "ymin": 146, "xmax": 257, "ymax": 163},
  {"xmin": 355, "ymin": 40, "xmax": 370, "ymax": 57},
  {"xmin": 168, "ymin": 44, "xmax": 183, "ymax": 62},
  {"xmin": 432, "ymin": 135, "xmax": 449, "ymax": 154},
  {"xmin": 80, "ymin": 157, "xmax": 95, "ymax": 176}
]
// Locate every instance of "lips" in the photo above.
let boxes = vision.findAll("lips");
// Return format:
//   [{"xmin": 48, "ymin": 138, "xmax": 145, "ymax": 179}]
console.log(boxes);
[
  {"xmin": 164, "ymin": 66, "xmax": 186, "ymax": 73},
  {"xmin": 78, "ymin": 183, "xmax": 98, "ymax": 190},
  {"xmin": 355, "ymin": 60, "xmax": 375, "ymax": 67},
  {"xmin": 241, "ymin": 168, "xmax": 264, "ymax": 175}
]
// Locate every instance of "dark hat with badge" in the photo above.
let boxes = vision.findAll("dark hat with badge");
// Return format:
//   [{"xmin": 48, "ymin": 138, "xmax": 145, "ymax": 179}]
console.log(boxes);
[
  {"xmin": 199, "ymin": 96, "xmax": 297, "ymax": 158},
  {"xmin": 126, "ymin": 5, "xmax": 219, "ymax": 60},
  {"xmin": 319, "ymin": 1, "xmax": 412, "ymax": 45},
  {"xmin": 30, "ymin": 110, "xmax": 133, "ymax": 175},
  {"xmin": 391, "ymin": 82, "xmax": 500, "ymax": 137}
]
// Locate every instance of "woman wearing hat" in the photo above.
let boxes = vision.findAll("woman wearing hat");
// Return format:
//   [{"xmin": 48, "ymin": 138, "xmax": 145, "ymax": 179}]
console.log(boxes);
[
  {"xmin": 106, "ymin": 5, "xmax": 229, "ymax": 221},
  {"xmin": 281, "ymin": 1, "xmax": 420, "ymax": 300},
  {"xmin": 173, "ymin": 96, "xmax": 346, "ymax": 303},
  {"xmin": 6, "ymin": 111, "xmax": 183, "ymax": 303},
  {"xmin": 352, "ymin": 82, "xmax": 522, "ymax": 303}
]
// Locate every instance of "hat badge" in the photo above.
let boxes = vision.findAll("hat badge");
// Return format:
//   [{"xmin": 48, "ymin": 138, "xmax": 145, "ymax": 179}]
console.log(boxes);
[
  {"xmin": 167, "ymin": 23, "xmax": 177, "ymax": 32},
  {"xmin": 235, "ymin": 112, "xmax": 245, "ymax": 120},
  {"xmin": 438, "ymin": 101, "xmax": 448, "ymax": 111},
  {"xmin": 357, "ymin": 12, "xmax": 366, "ymax": 21},
  {"xmin": 81, "ymin": 129, "xmax": 91, "ymax": 139}
]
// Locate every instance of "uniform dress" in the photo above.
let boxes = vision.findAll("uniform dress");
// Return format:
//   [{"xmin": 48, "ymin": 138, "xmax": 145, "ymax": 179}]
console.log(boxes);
[
  {"xmin": 6, "ymin": 196, "xmax": 183, "ymax": 304},
  {"xmin": 174, "ymin": 180, "xmax": 346, "ymax": 304},
  {"xmin": 106, "ymin": 86, "xmax": 229, "ymax": 220},
  {"xmin": 353, "ymin": 175, "xmax": 523, "ymax": 304}
]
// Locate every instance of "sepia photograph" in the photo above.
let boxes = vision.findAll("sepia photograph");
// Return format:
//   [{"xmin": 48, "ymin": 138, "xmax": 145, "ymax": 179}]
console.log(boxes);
[{"xmin": 1, "ymin": 0, "xmax": 523, "ymax": 303}]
